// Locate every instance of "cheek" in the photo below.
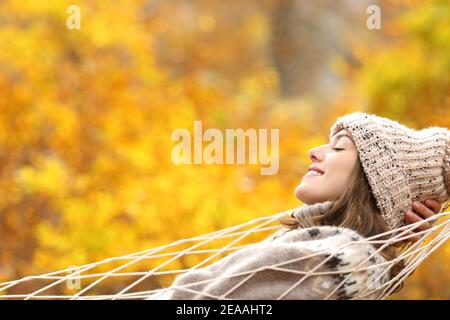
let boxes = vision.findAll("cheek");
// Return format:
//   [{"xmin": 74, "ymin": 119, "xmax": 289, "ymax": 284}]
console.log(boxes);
[
  {"xmin": 326, "ymin": 154, "xmax": 357, "ymax": 187},
  {"xmin": 295, "ymin": 153, "xmax": 357, "ymax": 204}
]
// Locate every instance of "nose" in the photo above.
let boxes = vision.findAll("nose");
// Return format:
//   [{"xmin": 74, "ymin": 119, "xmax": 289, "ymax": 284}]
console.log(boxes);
[
  {"xmin": 308, "ymin": 146, "xmax": 320, "ymax": 162},
  {"xmin": 307, "ymin": 145, "xmax": 326, "ymax": 162}
]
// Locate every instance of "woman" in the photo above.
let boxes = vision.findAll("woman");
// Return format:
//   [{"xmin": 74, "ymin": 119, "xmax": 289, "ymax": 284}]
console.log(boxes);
[{"xmin": 152, "ymin": 112, "xmax": 450, "ymax": 300}]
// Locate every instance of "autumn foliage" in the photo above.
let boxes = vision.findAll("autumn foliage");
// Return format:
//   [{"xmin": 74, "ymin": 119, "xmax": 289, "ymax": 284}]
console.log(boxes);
[{"xmin": 0, "ymin": 0, "xmax": 448, "ymax": 299}]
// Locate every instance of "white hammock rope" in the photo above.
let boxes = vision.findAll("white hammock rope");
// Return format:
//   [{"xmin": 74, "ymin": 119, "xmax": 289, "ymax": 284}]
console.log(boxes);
[{"xmin": 0, "ymin": 207, "xmax": 449, "ymax": 300}]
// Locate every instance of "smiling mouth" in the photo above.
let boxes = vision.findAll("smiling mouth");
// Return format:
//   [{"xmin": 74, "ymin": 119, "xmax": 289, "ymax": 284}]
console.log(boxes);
[{"xmin": 304, "ymin": 170, "xmax": 324, "ymax": 178}]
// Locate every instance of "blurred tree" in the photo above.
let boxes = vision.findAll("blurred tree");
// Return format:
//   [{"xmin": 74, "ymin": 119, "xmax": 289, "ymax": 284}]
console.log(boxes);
[
  {"xmin": 270, "ymin": 0, "xmax": 375, "ymax": 98},
  {"xmin": 0, "ymin": 0, "xmax": 306, "ymax": 295},
  {"xmin": 0, "ymin": 0, "xmax": 447, "ymax": 299}
]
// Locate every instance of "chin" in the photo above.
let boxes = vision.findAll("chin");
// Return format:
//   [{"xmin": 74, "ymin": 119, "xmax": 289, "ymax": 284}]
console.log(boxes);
[
  {"xmin": 295, "ymin": 184, "xmax": 318, "ymax": 204},
  {"xmin": 295, "ymin": 182, "xmax": 330, "ymax": 204}
]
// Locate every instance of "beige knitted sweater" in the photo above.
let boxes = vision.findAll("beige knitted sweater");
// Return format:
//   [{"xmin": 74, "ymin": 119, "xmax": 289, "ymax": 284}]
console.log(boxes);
[{"xmin": 150, "ymin": 217, "xmax": 390, "ymax": 300}]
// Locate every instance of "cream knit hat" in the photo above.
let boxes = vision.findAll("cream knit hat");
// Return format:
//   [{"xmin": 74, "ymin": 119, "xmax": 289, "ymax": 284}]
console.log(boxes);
[{"xmin": 329, "ymin": 112, "xmax": 450, "ymax": 231}]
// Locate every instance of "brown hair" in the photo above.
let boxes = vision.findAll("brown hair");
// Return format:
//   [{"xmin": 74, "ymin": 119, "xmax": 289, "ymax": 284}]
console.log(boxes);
[{"xmin": 280, "ymin": 156, "xmax": 405, "ymax": 290}]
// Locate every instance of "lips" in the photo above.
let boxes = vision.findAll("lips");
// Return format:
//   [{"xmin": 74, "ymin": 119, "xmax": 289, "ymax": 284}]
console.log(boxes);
[
  {"xmin": 307, "ymin": 166, "xmax": 325, "ymax": 175},
  {"xmin": 304, "ymin": 170, "xmax": 324, "ymax": 177},
  {"xmin": 303, "ymin": 166, "xmax": 325, "ymax": 179}
]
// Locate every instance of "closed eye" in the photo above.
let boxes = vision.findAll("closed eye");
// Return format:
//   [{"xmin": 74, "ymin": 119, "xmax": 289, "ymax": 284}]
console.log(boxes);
[{"xmin": 331, "ymin": 147, "xmax": 345, "ymax": 151}]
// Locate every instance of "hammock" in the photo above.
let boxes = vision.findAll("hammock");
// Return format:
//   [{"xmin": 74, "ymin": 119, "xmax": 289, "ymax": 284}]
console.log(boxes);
[{"xmin": 0, "ymin": 207, "xmax": 449, "ymax": 300}]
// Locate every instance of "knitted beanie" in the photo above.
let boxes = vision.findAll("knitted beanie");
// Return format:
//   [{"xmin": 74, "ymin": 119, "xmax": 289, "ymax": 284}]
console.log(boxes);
[{"xmin": 325, "ymin": 112, "xmax": 450, "ymax": 230}]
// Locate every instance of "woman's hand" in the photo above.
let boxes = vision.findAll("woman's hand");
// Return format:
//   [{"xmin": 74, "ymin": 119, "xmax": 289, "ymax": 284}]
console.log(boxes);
[{"xmin": 402, "ymin": 199, "xmax": 442, "ymax": 244}]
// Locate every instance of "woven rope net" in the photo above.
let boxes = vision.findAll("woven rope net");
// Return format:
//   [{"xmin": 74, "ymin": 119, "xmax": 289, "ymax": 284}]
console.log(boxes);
[{"xmin": 0, "ymin": 207, "xmax": 449, "ymax": 300}]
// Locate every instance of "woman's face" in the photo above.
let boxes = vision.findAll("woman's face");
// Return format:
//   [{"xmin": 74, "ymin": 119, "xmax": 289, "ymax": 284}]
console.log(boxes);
[{"xmin": 295, "ymin": 129, "xmax": 358, "ymax": 204}]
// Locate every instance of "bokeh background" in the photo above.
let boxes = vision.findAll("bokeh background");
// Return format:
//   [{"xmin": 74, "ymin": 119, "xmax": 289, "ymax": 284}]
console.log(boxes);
[{"xmin": 0, "ymin": 0, "xmax": 449, "ymax": 299}]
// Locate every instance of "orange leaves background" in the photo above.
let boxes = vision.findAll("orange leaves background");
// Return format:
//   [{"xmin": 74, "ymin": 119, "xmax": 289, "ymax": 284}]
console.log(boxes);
[{"xmin": 0, "ymin": 0, "xmax": 448, "ymax": 299}]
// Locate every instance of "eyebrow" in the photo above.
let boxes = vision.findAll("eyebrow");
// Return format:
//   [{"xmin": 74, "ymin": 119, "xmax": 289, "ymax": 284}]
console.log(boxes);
[{"xmin": 331, "ymin": 133, "xmax": 354, "ymax": 144}]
